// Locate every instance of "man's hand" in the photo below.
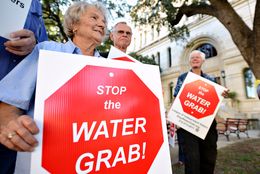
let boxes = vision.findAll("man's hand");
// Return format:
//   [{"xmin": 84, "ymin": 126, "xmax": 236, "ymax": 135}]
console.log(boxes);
[{"xmin": 4, "ymin": 29, "xmax": 36, "ymax": 56}]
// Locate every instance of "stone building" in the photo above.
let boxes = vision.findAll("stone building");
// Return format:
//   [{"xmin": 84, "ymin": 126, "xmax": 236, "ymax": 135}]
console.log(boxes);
[{"xmin": 131, "ymin": 0, "xmax": 260, "ymax": 122}]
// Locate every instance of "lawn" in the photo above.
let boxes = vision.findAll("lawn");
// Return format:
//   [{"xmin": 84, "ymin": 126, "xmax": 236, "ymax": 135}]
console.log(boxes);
[
  {"xmin": 215, "ymin": 138, "xmax": 260, "ymax": 174},
  {"xmin": 172, "ymin": 138, "xmax": 260, "ymax": 174}
]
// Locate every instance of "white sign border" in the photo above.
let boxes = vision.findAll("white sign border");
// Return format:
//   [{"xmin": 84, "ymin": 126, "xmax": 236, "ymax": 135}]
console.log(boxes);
[
  {"xmin": 167, "ymin": 72, "xmax": 226, "ymax": 139},
  {"xmin": 30, "ymin": 50, "xmax": 172, "ymax": 174}
]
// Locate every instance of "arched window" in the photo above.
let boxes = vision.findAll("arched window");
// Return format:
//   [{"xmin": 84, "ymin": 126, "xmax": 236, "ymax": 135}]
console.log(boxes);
[
  {"xmin": 139, "ymin": 33, "xmax": 142, "ymax": 48},
  {"xmin": 196, "ymin": 43, "xmax": 217, "ymax": 59},
  {"xmin": 244, "ymin": 68, "xmax": 256, "ymax": 98},
  {"xmin": 151, "ymin": 25, "xmax": 154, "ymax": 40},
  {"xmin": 168, "ymin": 47, "xmax": 172, "ymax": 67},
  {"xmin": 151, "ymin": 54, "xmax": 155, "ymax": 61},
  {"xmin": 169, "ymin": 82, "xmax": 174, "ymax": 103},
  {"xmin": 157, "ymin": 52, "xmax": 160, "ymax": 66},
  {"xmin": 144, "ymin": 30, "xmax": 147, "ymax": 45}
]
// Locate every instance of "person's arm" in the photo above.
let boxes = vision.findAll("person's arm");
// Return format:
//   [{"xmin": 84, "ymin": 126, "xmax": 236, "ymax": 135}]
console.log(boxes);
[
  {"xmin": 173, "ymin": 76, "xmax": 184, "ymax": 98},
  {"xmin": 0, "ymin": 45, "xmax": 39, "ymax": 110},
  {"xmin": 0, "ymin": 102, "xmax": 39, "ymax": 152},
  {"xmin": 168, "ymin": 76, "xmax": 184, "ymax": 128},
  {"xmin": 0, "ymin": 46, "xmax": 40, "ymax": 152}
]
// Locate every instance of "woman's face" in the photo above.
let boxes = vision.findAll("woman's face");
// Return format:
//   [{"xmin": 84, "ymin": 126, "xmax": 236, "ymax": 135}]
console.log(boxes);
[{"xmin": 75, "ymin": 7, "xmax": 106, "ymax": 44}]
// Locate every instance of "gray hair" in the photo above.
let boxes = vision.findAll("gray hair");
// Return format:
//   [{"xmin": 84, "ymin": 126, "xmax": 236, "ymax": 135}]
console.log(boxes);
[
  {"xmin": 111, "ymin": 21, "xmax": 130, "ymax": 33},
  {"xmin": 64, "ymin": 1, "xmax": 108, "ymax": 39},
  {"xmin": 189, "ymin": 50, "xmax": 206, "ymax": 61}
]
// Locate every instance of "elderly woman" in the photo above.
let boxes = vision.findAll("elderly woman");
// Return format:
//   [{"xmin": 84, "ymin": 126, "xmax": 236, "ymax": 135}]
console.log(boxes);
[{"xmin": 0, "ymin": 1, "xmax": 107, "ymax": 173}]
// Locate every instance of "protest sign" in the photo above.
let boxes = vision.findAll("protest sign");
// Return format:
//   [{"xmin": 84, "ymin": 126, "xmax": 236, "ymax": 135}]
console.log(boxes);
[
  {"xmin": 167, "ymin": 72, "xmax": 226, "ymax": 139},
  {"xmin": 31, "ymin": 50, "xmax": 172, "ymax": 174},
  {"xmin": 0, "ymin": 0, "xmax": 32, "ymax": 40},
  {"xmin": 107, "ymin": 46, "xmax": 141, "ymax": 63},
  {"xmin": 168, "ymin": 122, "xmax": 175, "ymax": 148}
]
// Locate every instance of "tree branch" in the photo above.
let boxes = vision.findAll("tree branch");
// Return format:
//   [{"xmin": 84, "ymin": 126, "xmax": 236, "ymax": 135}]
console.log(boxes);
[
  {"xmin": 252, "ymin": 0, "xmax": 260, "ymax": 77},
  {"xmin": 210, "ymin": 0, "xmax": 253, "ymax": 61},
  {"xmin": 169, "ymin": 4, "xmax": 215, "ymax": 26}
]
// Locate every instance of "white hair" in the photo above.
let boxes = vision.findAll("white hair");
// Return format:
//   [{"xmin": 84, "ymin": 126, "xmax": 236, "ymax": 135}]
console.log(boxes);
[
  {"xmin": 189, "ymin": 50, "xmax": 206, "ymax": 61},
  {"xmin": 64, "ymin": 1, "xmax": 108, "ymax": 39},
  {"xmin": 111, "ymin": 21, "xmax": 131, "ymax": 33}
]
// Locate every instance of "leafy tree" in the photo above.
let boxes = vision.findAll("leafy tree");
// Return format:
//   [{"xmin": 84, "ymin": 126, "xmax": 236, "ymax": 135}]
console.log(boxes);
[
  {"xmin": 97, "ymin": 37, "xmax": 114, "ymax": 52},
  {"xmin": 129, "ymin": 52, "xmax": 157, "ymax": 65},
  {"xmin": 131, "ymin": 0, "xmax": 260, "ymax": 78},
  {"xmin": 41, "ymin": 0, "xmax": 69, "ymax": 42}
]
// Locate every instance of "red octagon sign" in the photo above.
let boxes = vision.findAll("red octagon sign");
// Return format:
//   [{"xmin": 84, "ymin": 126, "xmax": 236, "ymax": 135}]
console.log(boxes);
[
  {"xmin": 179, "ymin": 79, "xmax": 219, "ymax": 119},
  {"xmin": 42, "ymin": 65, "xmax": 163, "ymax": 173},
  {"xmin": 112, "ymin": 56, "xmax": 135, "ymax": 62}
]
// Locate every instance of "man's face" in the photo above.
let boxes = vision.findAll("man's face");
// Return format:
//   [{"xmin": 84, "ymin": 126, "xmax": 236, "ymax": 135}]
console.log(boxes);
[
  {"xmin": 189, "ymin": 52, "xmax": 204, "ymax": 69},
  {"xmin": 110, "ymin": 23, "xmax": 132, "ymax": 49}
]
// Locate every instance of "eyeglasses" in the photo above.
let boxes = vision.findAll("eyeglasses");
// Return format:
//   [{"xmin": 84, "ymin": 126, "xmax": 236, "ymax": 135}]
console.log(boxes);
[{"xmin": 116, "ymin": 30, "xmax": 132, "ymax": 36}]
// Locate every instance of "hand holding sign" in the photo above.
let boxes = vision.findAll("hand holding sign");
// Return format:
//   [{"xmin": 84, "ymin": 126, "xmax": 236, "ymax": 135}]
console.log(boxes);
[
  {"xmin": 0, "ymin": 113, "xmax": 38, "ymax": 152},
  {"xmin": 4, "ymin": 29, "xmax": 36, "ymax": 55},
  {"xmin": 0, "ymin": 0, "xmax": 32, "ymax": 40}
]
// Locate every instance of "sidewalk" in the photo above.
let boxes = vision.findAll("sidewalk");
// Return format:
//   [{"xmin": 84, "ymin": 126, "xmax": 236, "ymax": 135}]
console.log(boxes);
[
  {"xmin": 217, "ymin": 129, "xmax": 260, "ymax": 148},
  {"xmin": 169, "ymin": 129, "xmax": 260, "ymax": 165}
]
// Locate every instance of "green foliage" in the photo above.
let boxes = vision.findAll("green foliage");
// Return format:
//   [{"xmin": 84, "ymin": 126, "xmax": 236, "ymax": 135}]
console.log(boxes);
[
  {"xmin": 227, "ymin": 91, "xmax": 240, "ymax": 108},
  {"xmin": 173, "ymin": 138, "xmax": 260, "ymax": 174},
  {"xmin": 131, "ymin": 0, "xmax": 260, "ymax": 79},
  {"xmin": 131, "ymin": 0, "xmax": 193, "ymax": 40},
  {"xmin": 130, "ymin": 0, "xmax": 213, "ymax": 41},
  {"xmin": 227, "ymin": 91, "xmax": 238, "ymax": 100},
  {"xmin": 96, "ymin": 34, "xmax": 157, "ymax": 65},
  {"xmin": 97, "ymin": 36, "xmax": 113, "ymax": 52},
  {"xmin": 128, "ymin": 52, "xmax": 157, "ymax": 65},
  {"xmin": 215, "ymin": 139, "xmax": 260, "ymax": 174},
  {"xmin": 41, "ymin": 0, "xmax": 71, "ymax": 42}
]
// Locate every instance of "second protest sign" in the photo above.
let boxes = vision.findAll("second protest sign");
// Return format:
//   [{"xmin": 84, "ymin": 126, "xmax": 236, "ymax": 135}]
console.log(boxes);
[{"xmin": 168, "ymin": 72, "xmax": 226, "ymax": 139}]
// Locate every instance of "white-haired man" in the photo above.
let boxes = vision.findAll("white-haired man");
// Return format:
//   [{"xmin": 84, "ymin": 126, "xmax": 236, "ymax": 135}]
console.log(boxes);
[
  {"xmin": 110, "ymin": 21, "xmax": 132, "ymax": 53},
  {"xmin": 101, "ymin": 22, "xmax": 132, "ymax": 57}
]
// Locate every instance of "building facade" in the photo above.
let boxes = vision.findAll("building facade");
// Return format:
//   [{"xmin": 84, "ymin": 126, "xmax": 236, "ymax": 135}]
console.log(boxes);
[{"xmin": 132, "ymin": 0, "xmax": 260, "ymax": 119}]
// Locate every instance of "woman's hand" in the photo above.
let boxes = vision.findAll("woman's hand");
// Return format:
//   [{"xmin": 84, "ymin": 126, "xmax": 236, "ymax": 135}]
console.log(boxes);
[{"xmin": 0, "ymin": 115, "xmax": 39, "ymax": 152}]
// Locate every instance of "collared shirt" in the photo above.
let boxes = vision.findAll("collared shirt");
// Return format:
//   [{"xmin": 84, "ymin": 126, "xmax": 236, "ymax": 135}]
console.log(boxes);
[
  {"xmin": 0, "ymin": 0, "xmax": 48, "ymax": 80},
  {"xmin": 173, "ymin": 70, "xmax": 216, "ymax": 97},
  {"xmin": 0, "ymin": 40, "xmax": 101, "ymax": 115}
]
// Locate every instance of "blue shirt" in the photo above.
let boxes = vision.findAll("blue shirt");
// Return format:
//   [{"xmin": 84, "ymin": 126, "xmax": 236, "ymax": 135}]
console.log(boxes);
[
  {"xmin": 173, "ymin": 71, "xmax": 216, "ymax": 97},
  {"xmin": 0, "ymin": 40, "xmax": 101, "ymax": 115},
  {"xmin": 0, "ymin": 0, "xmax": 48, "ymax": 80}
]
